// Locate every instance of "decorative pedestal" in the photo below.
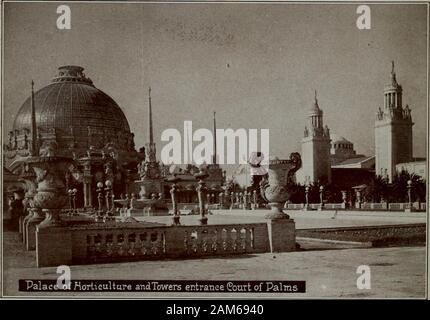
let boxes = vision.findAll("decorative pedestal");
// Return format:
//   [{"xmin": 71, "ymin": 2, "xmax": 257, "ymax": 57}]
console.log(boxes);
[
  {"xmin": 266, "ymin": 217, "xmax": 296, "ymax": 253},
  {"xmin": 21, "ymin": 210, "xmax": 34, "ymax": 243},
  {"xmin": 36, "ymin": 226, "xmax": 72, "ymax": 268},
  {"xmin": 25, "ymin": 208, "xmax": 44, "ymax": 251}
]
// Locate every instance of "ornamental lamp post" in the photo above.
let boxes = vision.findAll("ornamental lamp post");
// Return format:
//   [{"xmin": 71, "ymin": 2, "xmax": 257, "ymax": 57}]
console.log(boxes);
[
  {"xmin": 219, "ymin": 192, "xmax": 224, "ymax": 209},
  {"xmin": 318, "ymin": 185, "xmax": 324, "ymax": 211},
  {"xmin": 304, "ymin": 186, "xmax": 310, "ymax": 211},
  {"xmin": 68, "ymin": 189, "xmax": 74, "ymax": 214},
  {"xmin": 405, "ymin": 180, "xmax": 414, "ymax": 213},
  {"xmin": 194, "ymin": 169, "xmax": 209, "ymax": 225},
  {"xmin": 96, "ymin": 181, "xmax": 104, "ymax": 219},
  {"xmin": 252, "ymin": 190, "xmax": 257, "ymax": 210},
  {"xmin": 341, "ymin": 190, "xmax": 347, "ymax": 209},
  {"xmin": 167, "ymin": 174, "xmax": 181, "ymax": 226},
  {"xmin": 407, "ymin": 180, "xmax": 412, "ymax": 204},
  {"xmin": 355, "ymin": 189, "xmax": 362, "ymax": 209},
  {"xmin": 105, "ymin": 180, "xmax": 112, "ymax": 214},
  {"xmin": 71, "ymin": 188, "xmax": 77, "ymax": 214}
]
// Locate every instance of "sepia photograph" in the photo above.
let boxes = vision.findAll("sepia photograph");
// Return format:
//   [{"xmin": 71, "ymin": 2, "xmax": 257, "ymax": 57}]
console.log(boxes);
[{"xmin": 0, "ymin": 0, "xmax": 428, "ymax": 302}]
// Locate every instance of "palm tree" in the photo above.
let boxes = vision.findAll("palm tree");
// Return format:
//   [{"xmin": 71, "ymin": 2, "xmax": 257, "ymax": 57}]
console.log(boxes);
[
  {"xmin": 363, "ymin": 175, "xmax": 389, "ymax": 203},
  {"xmin": 390, "ymin": 170, "xmax": 425, "ymax": 203}
]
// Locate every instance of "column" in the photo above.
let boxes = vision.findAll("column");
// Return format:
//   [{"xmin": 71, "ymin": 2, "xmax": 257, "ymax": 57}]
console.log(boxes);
[
  {"xmin": 88, "ymin": 180, "xmax": 93, "ymax": 207},
  {"xmin": 83, "ymin": 176, "xmax": 92, "ymax": 208},
  {"xmin": 83, "ymin": 181, "xmax": 88, "ymax": 207}
]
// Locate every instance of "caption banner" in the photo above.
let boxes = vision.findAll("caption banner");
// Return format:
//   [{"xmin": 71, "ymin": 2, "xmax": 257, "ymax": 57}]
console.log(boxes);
[{"xmin": 20, "ymin": 280, "xmax": 306, "ymax": 293}]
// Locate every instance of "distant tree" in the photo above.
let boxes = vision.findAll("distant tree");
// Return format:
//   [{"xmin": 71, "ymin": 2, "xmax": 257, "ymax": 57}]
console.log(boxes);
[
  {"xmin": 414, "ymin": 178, "xmax": 427, "ymax": 203},
  {"xmin": 225, "ymin": 178, "xmax": 241, "ymax": 193},
  {"xmin": 286, "ymin": 183, "xmax": 305, "ymax": 203},
  {"xmin": 324, "ymin": 184, "xmax": 343, "ymax": 203},
  {"xmin": 389, "ymin": 171, "xmax": 425, "ymax": 203},
  {"xmin": 284, "ymin": 182, "xmax": 321, "ymax": 204},
  {"xmin": 362, "ymin": 175, "xmax": 389, "ymax": 203}
]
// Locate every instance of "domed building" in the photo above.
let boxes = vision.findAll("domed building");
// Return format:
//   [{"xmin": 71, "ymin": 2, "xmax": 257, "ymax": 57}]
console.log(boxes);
[
  {"xmin": 330, "ymin": 134, "xmax": 358, "ymax": 165},
  {"xmin": 4, "ymin": 66, "xmax": 142, "ymax": 208}
]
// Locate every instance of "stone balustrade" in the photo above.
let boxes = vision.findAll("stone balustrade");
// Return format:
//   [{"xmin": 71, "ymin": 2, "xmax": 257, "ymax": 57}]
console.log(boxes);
[
  {"xmin": 323, "ymin": 203, "xmax": 345, "ymax": 210},
  {"xmin": 286, "ymin": 202, "xmax": 426, "ymax": 212},
  {"xmin": 36, "ymin": 219, "xmax": 295, "ymax": 267},
  {"xmin": 361, "ymin": 203, "xmax": 388, "ymax": 210},
  {"xmin": 388, "ymin": 202, "xmax": 424, "ymax": 211}
]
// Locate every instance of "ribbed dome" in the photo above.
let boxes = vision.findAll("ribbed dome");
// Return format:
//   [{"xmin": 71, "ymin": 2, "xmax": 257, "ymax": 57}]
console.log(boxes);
[
  {"xmin": 13, "ymin": 66, "xmax": 131, "ymax": 141},
  {"xmin": 330, "ymin": 134, "xmax": 352, "ymax": 145}
]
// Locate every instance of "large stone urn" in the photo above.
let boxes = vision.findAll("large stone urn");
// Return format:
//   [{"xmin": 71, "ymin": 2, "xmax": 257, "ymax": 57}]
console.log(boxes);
[
  {"xmin": 19, "ymin": 168, "xmax": 37, "ymax": 242},
  {"xmin": 260, "ymin": 153, "xmax": 302, "ymax": 219},
  {"xmin": 27, "ymin": 156, "xmax": 72, "ymax": 228}
]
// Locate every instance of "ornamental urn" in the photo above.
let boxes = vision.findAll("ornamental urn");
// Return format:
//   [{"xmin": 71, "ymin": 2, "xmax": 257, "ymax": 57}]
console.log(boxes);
[{"xmin": 260, "ymin": 152, "xmax": 301, "ymax": 219}]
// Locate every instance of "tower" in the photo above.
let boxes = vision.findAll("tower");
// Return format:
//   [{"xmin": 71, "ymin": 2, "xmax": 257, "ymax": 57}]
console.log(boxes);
[
  {"xmin": 301, "ymin": 91, "xmax": 332, "ymax": 185},
  {"xmin": 375, "ymin": 61, "xmax": 413, "ymax": 182}
]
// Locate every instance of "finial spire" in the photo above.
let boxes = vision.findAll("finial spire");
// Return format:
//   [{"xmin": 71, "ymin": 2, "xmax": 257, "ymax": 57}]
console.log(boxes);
[
  {"xmin": 145, "ymin": 85, "xmax": 157, "ymax": 163},
  {"xmin": 30, "ymin": 80, "xmax": 38, "ymax": 156},
  {"xmin": 148, "ymin": 86, "xmax": 153, "ymax": 144},
  {"xmin": 390, "ymin": 60, "xmax": 397, "ymax": 85},
  {"xmin": 314, "ymin": 89, "xmax": 317, "ymax": 102},
  {"xmin": 213, "ymin": 111, "xmax": 217, "ymax": 165}
]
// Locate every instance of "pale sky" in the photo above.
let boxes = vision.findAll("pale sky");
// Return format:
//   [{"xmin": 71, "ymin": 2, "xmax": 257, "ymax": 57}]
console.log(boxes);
[{"xmin": 3, "ymin": 2, "xmax": 428, "ymax": 164}]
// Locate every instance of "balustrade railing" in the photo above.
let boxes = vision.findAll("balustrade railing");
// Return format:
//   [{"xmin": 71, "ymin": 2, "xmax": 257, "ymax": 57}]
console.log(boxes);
[
  {"xmin": 323, "ymin": 203, "xmax": 345, "ymax": 210},
  {"xmin": 39, "ymin": 222, "xmax": 270, "ymax": 266},
  {"xmin": 285, "ymin": 202, "xmax": 425, "ymax": 212}
]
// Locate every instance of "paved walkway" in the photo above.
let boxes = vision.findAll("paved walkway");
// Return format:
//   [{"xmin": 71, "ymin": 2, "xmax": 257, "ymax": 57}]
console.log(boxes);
[
  {"xmin": 2, "ymin": 231, "xmax": 426, "ymax": 298},
  {"xmin": 136, "ymin": 209, "xmax": 427, "ymax": 229}
]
